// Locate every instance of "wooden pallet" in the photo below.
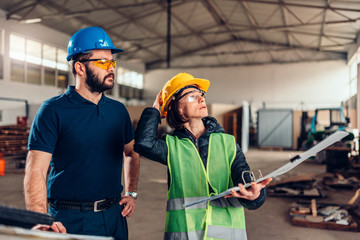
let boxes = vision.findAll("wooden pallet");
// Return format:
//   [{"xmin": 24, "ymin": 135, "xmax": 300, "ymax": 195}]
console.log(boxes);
[
  {"xmin": 290, "ymin": 203, "xmax": 359, "ymax": 232},
  {"xmin": 0, "ymin": 125, "xmax": 29, "ymax": 157},
  {"xmin": 291, "ymin": 215, "xmax": 358, "ymax": 232}
]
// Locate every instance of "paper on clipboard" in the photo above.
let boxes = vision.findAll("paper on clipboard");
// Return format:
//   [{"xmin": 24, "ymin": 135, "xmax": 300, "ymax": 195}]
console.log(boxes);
[{"xmin": 183, "ymin": 131, "xmax": 349, "ymax": 208}]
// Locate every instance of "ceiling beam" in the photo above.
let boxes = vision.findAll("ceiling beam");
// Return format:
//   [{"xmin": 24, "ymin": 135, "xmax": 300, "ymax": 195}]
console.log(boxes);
[
  {"xmin": 38, "ymin": 0, "xmax": 163, "ymax": 60},
  {"xmin": 318, "ymin": 1, "xmax": 329, "ymax": 49},
  {"xmin": 146, "ymin": 33, "xmax": 348, "ymax": 68},
  {"xmin": 285, "ymin": 30, "xmax": 353, "ymax": 41},
  {"xmin": 238, "ymin": 0, "xmax": 360, "ymax": 12},
  {"xmin": 158, "ymin": 1, "xmax": 210, "ymax": 46},
  {"xmin": 6, "ymin": 1, "xmax": 39, "ymax": 20},
  {"xmin": 106, "ymin": 1, "xmax": 185, "ymax": 32},
  {"xmin": 98, "ymin": 0, "xmax": 192, "ymax": 62},
  {"xmin": 148, "ymin": 56, "xmax": 347, "ymax": 70},
  {"xmin": 240, "ymin": 0, "xmax": 276, "ymax": 61},
  {"xmin": 230, "ymin": 18, "xmax": 359, "ymax": 31},
  {"xmin": 279, "ymin": 0, "xmax": 290, "ymax": 46},
  {"xmin": 122, "ymin": 27, "xmax": 355, "ymax": 42},
  {"xmin": 196, "ymin": 46, "xmax": 347, "ymax": 57}
]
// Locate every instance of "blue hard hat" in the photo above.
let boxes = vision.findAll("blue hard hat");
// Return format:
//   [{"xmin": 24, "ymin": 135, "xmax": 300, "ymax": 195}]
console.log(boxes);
[{"xmin": 67, "ymin": 26, "xmax": 124, "ymax": 61}]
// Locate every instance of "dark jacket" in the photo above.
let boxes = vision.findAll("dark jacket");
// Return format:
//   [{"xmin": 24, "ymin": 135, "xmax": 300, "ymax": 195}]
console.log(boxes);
[{"xmin": 134, "ymin": 107, "xmax": 266, "ymax": 210}]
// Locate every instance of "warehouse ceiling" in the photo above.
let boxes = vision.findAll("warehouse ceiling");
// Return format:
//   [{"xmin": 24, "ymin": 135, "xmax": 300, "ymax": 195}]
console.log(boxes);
[{"xmin": 1, "ymin": 0, "xmax": 360, "ymax": 70}]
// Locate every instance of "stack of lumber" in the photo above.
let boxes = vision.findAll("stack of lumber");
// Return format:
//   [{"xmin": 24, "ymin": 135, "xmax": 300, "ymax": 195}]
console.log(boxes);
[{"xmin": 0, "ymin": 125, "xmax": 29, "ymax": 157}]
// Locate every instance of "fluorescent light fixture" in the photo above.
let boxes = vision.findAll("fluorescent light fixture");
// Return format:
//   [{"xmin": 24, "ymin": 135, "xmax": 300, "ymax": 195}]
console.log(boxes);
[{"xmin": 19, "ymin": 18, "xmax": 42, "ymax": 24}]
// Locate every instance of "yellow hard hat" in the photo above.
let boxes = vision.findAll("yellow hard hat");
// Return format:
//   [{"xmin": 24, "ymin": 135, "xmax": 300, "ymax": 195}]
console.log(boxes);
[{"xmin": 161, "ymin": 72, "xmax": 210, "ymax": 117}]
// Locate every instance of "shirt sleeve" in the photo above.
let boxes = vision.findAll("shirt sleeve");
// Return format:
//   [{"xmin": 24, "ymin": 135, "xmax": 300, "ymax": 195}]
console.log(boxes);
[
  {"xmin": 28, "ymin": 102, "xmax": 58, "ymax": 154},
  {"xmin": 134, "ymin": 107, "xmax": 168, "ymax": 165}
]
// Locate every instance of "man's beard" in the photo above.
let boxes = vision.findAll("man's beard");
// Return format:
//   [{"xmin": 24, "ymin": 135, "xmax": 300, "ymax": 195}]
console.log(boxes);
[{"xmin": 85, "ymin": 66, "xmax": 115, "ymax": 93}]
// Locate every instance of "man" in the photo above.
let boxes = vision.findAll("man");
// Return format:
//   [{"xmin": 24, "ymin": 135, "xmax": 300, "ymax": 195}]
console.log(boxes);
[{"xmin": 24, "ymin": 27, "xmax": 140, "ymax": 240}]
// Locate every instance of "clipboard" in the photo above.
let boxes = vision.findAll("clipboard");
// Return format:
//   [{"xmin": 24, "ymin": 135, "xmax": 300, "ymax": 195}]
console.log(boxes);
[{"xmin": 183, "ymin": 131, "xmax": 349, "ymax": 208}]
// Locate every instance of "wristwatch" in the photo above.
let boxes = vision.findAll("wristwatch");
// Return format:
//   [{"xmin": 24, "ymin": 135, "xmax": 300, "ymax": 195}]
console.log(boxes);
[{"xmin": 125, "ymin": 191, "xmax": 138, "ymax": 199}]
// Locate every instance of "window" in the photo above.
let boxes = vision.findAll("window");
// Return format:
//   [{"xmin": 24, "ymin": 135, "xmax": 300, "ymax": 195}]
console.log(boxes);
[
  {"xmin": 57, "ymin": 49, "xmax": 68, "ymax": 71},
  {"xmin": 116, "ymin": 67, "xmax": 144, "ymax": 100},
  {"xmin": 26, "ymin": 39, "xmax": 41, "ymax": 65},
  {"xmin": 10, "ymin": 34, "xmax": 25, "ymax": 61},
  {"xmin": 10, "ymin": 34, "xmax": 26, "ymax": 83},
  {"xmin": 44, "ymin": 68, "xmax": 55, "ymax": 86},
  {"xmin": 10, "ymin": 61, "xmax": 24, "ymax": 82},
  {"xmin": 27, "ymin": 63, "xmax": 41, "ymax": 85},
  {"xmin": 9, "ymin": 33, "xmax": 69, "ymax": 87},
  {"xmin": 58, "ymin": 70, "xmax": 69, "ymax": 88},
  {"xmin": 43, "ymin": 44, "xmax": 56, "ymax": 68},
  {"xmin": 117, "ymin": 67, "xmax": 144, "ymax": 89}
]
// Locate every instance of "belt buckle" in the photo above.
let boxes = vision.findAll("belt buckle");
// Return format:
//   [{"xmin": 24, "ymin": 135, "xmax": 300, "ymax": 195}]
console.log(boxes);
[{"xmin": 94, "ymin": 199, "xmax": 106, "ymax": 212}]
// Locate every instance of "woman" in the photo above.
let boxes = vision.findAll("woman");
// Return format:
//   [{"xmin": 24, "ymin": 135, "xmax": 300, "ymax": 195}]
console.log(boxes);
[{"xmin": 134, "ymin": 72, "xmax": 271, "ymax": 240}]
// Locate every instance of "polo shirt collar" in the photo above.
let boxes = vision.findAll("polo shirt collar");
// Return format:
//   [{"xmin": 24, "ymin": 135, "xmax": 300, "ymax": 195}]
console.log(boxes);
[{"xmin": 65, "ymin": 86, "xmax": 110, "ymax": 105}]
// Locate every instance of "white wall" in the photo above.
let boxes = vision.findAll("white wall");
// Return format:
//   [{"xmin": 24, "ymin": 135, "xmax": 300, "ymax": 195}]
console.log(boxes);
[
  {"xmin": 144, "ymin": 60, "xmax": 350, "ymax": 112},
  {"xmin": 0, "ymin": 81, "xmax": 66, "ymax": 125},
  {"xmin": 0, "ymin": 9, "xmax": 72, "ymax": 125}
]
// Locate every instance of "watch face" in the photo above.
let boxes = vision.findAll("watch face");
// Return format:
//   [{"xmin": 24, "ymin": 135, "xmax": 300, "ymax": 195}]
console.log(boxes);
[{"xmin": 126, "ymin": 192, "xmax": 138, "ymax": 198}]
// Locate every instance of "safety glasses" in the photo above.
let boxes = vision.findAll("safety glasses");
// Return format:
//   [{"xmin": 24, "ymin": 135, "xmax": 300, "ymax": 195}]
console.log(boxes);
[
  {"xmin": 78, "ymin": 59, "xmax": 116, "ymax": 70},
  {"xmin": 178, "ymin": 89, "xmax": 206, "ymax": 103}
]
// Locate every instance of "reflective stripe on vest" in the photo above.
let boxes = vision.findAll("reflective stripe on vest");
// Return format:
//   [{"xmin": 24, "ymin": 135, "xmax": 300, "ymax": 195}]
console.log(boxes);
[
  {"xmin": 164, "ymin": 231, "xmax": 204, "ymax": 240},
  {"xmin": 210, "ymin": 197, "xmax": 243, "ymax": 208},
  {"xmin": 166, "ymin": 197, "xmax": 243, "ymax": 211},
  {"xmin": 207, "ymin": 225, "xmax": 247, "ymax": 240},
  {"xmin": 165, "ymin": 133, "xmax": 247, "ymax": 240},
  {"xmin": 167, "ymin": 197, "xmax": 208, "ymax": 211}
]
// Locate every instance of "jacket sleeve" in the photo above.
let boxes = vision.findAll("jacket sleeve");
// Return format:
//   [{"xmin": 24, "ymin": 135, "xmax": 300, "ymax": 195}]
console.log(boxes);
[
  {"xmin": 134, "ymin": 107, "xmax": 168, "ymax": 165},
  {"xmin": 231, "ymin": 144, "xmax": 267, "ymax": 210}
]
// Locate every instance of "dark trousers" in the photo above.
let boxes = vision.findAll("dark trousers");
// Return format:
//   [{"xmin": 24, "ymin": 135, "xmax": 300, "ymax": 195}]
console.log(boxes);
[{"xmin": 49, "ymin": 202, "xmax": 128, "ymax": 240}]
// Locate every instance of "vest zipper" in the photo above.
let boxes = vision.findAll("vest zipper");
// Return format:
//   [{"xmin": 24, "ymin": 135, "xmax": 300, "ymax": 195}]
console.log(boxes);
[{"xmin": 185, "ymin": 128, "xmax": 209, "ymax": 151}]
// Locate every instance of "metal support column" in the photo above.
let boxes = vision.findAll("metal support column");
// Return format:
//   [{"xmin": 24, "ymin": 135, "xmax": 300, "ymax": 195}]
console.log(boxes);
[{"xmin": 166, "ymin": 0, "xmax": 171, "ymax": 68}]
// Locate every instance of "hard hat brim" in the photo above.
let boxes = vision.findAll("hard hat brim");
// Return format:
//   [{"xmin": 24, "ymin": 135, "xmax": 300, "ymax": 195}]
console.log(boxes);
[{"xmin": 66, "ymin": 47, "xmax": 124, "ymax": 61}]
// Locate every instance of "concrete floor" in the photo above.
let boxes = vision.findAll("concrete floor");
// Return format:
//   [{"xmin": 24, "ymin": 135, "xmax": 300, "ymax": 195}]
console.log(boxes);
[{"xmin": 1, "ymin": 149, "xmax": 359, "ymax": 239}]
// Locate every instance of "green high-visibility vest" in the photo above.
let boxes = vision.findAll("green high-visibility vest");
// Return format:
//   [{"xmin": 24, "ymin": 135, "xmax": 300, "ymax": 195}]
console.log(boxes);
[{"xmin": 165, "ymin": 133, "xmax": 247, "ymax": 240}]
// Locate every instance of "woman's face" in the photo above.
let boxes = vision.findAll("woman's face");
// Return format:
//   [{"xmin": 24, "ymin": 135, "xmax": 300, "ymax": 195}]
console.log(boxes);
[{"xmin": 177, "ymin": 87, "xmax": 208, "ymax": 120}]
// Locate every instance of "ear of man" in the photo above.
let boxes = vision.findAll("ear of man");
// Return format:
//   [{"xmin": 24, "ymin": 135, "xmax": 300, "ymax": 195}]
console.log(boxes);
[{"xmin": 75, "ymin": 62, "xmax": 86, "ymax": 77}]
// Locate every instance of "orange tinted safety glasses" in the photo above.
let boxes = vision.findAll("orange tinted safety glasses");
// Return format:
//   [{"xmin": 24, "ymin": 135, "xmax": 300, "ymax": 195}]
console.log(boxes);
[{"xmin": 78, "ymin": 59, "xmax": 116, "ymax": 70}]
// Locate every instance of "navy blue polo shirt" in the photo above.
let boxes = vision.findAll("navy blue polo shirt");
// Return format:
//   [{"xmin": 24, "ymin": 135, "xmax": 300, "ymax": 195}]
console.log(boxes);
[{"xmin": 28, "ymin": 86, "xmax": 134, "ymax": 201}]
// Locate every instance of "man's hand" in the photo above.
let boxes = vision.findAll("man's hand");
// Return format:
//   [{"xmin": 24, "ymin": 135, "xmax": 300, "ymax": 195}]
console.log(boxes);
[
  {"xmin": 32, "ymin": 221, "xmax": 66, "ymax": 233},
  {"xmin": 119, "ymin": 195, "xmax": 136, "ymax": 218},
  {"xmin": 225, "ymin": 177, "xmax": 272, "ymax": 201}
]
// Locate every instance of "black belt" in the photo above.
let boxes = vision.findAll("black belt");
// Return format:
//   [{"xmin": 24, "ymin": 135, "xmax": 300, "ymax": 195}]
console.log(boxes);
[{"xmin": 48, "ymin": 197, "xmax": 119, "ymax": 212}]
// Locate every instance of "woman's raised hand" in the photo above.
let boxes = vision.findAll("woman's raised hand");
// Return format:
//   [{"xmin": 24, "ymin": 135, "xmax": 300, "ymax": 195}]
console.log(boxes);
[{"xmin": 153, "ymin": 90, "xmax": 163, "ymax": 115}]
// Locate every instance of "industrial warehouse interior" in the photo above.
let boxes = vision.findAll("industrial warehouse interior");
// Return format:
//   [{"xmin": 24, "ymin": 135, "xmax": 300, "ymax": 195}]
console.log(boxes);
[{"xmin": 1, "ymin": 0, "xmax": 360, "ymax": 239}]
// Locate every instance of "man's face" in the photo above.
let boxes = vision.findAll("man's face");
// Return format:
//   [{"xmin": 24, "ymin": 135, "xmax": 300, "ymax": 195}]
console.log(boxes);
[{"xmin": 85, "ymin": 50, "xmax": 115, "ymax": 93}]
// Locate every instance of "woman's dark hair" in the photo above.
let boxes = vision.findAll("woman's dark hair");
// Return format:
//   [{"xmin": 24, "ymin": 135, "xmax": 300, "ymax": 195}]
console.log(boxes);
[
  {"xmin": 70, "ymin": 51, "xmax": 93, "ymax": 76},
  {"xmin": 166, "ymin": 85, "xmax": 198, "ymax": 129}
]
